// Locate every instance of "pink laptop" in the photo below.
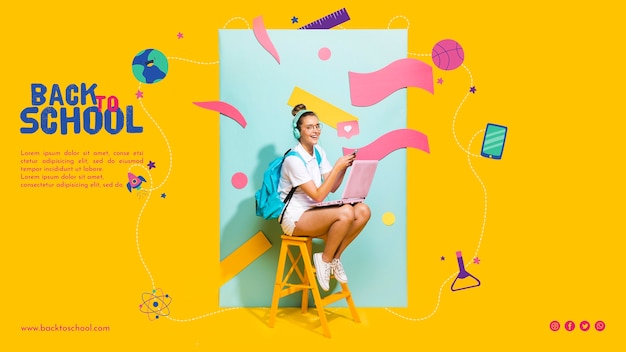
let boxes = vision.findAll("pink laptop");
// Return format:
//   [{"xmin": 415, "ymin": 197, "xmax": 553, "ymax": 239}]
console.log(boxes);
[{"xmin": 312, "ymin": 160, "xmax": 378, "ymax": 207}]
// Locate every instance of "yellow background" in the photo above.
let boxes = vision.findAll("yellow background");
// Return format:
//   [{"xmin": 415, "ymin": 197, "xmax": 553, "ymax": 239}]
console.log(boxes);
[{"xmin": 2, "ymin": 1, "xmax": 623, "ymax": 350}]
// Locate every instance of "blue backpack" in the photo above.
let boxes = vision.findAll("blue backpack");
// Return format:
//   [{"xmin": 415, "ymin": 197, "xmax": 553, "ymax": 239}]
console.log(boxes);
[{"xmin": 255, "ymin": 147, "xmax": 321, "ymax": 223}]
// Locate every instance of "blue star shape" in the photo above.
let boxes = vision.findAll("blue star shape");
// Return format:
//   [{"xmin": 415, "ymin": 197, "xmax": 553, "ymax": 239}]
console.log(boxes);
[
  {"xmin": 147, "ymin": 161, "xmax": 156, "ymax": 169},
  {"xmin": 469, "ymin": 86, "xmax": 477, "ymax": 94},
  {"xmin": 291, "ymin": 16, "xmax": 298, "ymax": 24},
  {"xmin": 161, "ymin": 193, "xmax": 166, "ymax": 199}
]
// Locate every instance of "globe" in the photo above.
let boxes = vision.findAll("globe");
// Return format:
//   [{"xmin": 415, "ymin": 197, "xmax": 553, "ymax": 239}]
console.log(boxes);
[{"xmin": 132, "ymin": 49, "xmax": 168, "ymax": 84}]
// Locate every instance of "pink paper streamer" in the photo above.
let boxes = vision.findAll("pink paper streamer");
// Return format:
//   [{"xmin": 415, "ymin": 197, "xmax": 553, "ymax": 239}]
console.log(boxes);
[
  {"xmin": 252, "ymin": 16, "xmax": 280, "ymax": 64},
  {"xmin": 349, "ymin": 58, "xmax": 434, "ymax": 107},
  {"xmin": 193, "ymin": 101, "xmax": 247, "ymax": 128},
  {"xmin": 342, "ymin": 128, "xmax": 430, "ymax": 161}
]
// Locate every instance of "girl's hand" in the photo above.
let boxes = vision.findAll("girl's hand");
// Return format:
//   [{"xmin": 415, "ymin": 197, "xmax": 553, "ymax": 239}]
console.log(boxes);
[{"xmin": 335, "ymin": 153, "xmax": 356, "ymax": 170}]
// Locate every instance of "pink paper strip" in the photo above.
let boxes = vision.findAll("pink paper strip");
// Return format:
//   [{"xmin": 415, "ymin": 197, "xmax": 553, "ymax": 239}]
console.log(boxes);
[
  {"xmin": 342, "ymin": 128, "xmax": 430, "ymax": 161},
  {"xmin": 349, "ymin": 58, "xmax": 434, "ymax": 107},
  {"xmin": 252, "ymin": 16, "xmax": 280, "ymax": 64},
  {"xmin": 193, "ymin": 101, "xmax": 247, "ymax": 128}
]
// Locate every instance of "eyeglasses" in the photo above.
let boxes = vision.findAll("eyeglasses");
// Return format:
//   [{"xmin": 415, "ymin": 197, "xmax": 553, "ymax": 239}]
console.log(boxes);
[{"xmin": 303, "ymin": 124, "xmax": 322, "ymax": 132}]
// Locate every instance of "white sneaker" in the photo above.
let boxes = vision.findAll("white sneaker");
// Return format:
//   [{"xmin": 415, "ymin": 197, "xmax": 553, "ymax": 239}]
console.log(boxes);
[
  {"xmin": 313, "ymin": 253, "xmax": 331, "ymax": 291},
  {"xmin": 331, "ymin": 258, "xmax": 348, "ymax": 283}
]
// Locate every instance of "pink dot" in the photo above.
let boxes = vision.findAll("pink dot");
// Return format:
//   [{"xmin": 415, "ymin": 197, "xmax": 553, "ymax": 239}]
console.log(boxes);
[
  {"xmin": 318, "ymin": 47, "xmax": 331, "ymax": 60},
  {"xmin": 231, "ymin": 172, "xmax": 248, "ymax": 189}
]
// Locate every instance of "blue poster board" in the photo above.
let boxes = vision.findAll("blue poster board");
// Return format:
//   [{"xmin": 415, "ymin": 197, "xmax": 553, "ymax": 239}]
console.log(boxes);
[{"xmin": 219, "ymin": 29, "xmax": 408, "ymax": 307}]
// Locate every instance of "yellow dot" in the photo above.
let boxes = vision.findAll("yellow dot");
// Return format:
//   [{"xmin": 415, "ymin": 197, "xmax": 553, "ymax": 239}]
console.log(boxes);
[{"xmin": 382, "ymin": 212, "xmax": 396, "ymax": 226}]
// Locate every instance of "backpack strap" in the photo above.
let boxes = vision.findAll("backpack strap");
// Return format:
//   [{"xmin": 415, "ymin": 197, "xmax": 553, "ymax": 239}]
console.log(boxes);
[
  {"xmin": 279, "ymin": 186, "xmax": 297, "ymax": 224},
  {"xmin": 308, "ymin": 145, "xmax": 321, "ymax": 166},
  {"xmin": 279, "ymin": 148, "xmax": 321, "ymax": 224},
  {"xmin": 279, "ymin": 149, "xmax": 301, "ymax": 224}
]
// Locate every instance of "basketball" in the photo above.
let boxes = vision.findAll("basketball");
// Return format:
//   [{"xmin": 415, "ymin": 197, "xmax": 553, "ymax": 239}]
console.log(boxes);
[{"xmin": 431, "ymin": 39, "xmax": 464, "ymax": 70}]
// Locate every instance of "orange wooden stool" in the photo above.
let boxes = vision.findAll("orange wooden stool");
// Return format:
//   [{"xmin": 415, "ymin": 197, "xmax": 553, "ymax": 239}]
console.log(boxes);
[{"xmin": 268, "ymin": 235, "xmax": 360, "ymax": 338}]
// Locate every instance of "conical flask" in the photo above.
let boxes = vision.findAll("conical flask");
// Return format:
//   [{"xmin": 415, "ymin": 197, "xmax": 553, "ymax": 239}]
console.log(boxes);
[{"xmin": 451, "ymin": 251, "xmax": 481, "ymax": 291}]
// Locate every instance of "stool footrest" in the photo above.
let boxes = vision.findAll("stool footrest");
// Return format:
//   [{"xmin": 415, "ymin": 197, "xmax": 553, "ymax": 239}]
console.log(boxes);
[
  {"xmin": 321, "ymin": 291, "xmax": 352, "ymax": 306},
  {"xmin": 277, "ymin": 285, "xmax": 309, "ymax": 297}
]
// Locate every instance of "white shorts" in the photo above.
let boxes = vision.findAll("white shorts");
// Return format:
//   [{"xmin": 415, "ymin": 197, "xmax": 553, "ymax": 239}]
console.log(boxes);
[{"xmin": 279, "ymin": 204, "xmax": 310, "ymax": 236}]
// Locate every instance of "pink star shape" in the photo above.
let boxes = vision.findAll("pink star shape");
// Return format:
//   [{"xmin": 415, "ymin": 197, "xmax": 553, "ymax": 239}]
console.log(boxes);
[
  {"xmin": 473, "ymin": 257, "xmax": 480, "ymax": 264},
  {"xmin": 177, "ymin": 32, "xmax": 184, "ymax": 39},
  {"xmin": 135, "ymin": 90, "xmax": 143, "ymax": 99},
  {"xmin": 437, "ymin": 77, "xmax": 444, "ymax": 84}
]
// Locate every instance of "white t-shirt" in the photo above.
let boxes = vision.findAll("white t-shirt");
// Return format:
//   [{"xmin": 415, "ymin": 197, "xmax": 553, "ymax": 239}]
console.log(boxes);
[{"xmin": 278, "ymin": 143, "xmax": 333, "ymax": 235}]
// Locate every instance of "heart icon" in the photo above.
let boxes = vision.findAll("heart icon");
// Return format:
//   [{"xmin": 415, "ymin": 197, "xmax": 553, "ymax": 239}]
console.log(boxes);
[{"xmin": 337, "ymin": 121, "xmax": 359, "ymax": 139}]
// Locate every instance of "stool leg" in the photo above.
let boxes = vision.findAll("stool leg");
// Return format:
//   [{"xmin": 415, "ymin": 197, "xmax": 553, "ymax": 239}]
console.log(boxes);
[
  {"xmin": 300, "ymin": 241, "xmax": 312, "ymax": 313},
  {"xmin": 341, "ymin": 282, "xmax": 361, "ymax": 323},
  {"xmin": 269, "ymin": 241, "xmax": 289, "ymax": 328},
  {"xmin": 301, "ymin": 242, "xmax": 331, "ymax": 338}
]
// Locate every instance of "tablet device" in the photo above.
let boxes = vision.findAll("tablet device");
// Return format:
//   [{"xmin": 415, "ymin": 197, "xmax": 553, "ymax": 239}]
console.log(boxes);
[{"xmin": 480, "ymin": 123, "xmax": 508, "ymax": 159}]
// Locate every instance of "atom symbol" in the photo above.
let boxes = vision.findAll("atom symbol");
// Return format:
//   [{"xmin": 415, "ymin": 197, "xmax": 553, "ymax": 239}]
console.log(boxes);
[{"xmin": 139, "ymin": 288, "xmax": 172, "ymax": 320}]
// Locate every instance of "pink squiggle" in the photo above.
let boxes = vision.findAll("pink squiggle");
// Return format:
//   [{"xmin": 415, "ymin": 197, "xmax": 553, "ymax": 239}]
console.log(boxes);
[
  {"xmin": 193, "ymin": 101, "xmax": 247, "ymax": 128},
  {"xmin": 342, "ymin": 128, "xmax": 430, "ymax": 161},
  {"xmin": 349, "ymin": 58, "xmax": 434, "ymax": 107},
  {"xmin": 252, "ymin": 16, "xmax": 280, "ymax": 64}
]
